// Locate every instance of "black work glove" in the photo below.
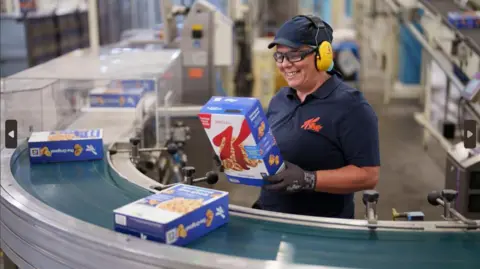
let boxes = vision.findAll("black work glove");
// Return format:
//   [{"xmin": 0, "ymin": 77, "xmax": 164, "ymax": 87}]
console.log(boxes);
[{"xmin": 263, "ymin": 161, "xmax": 317, "ymax": 193}]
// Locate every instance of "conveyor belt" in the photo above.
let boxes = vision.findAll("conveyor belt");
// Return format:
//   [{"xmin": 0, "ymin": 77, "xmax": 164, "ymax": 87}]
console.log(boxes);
[
  {"xmin": 421, "ymin": 0, "xmax": 480, "ymax": 53},
  {"xmin": 10, "ymin": 143, "xmax": 480, "ymax": 269}
]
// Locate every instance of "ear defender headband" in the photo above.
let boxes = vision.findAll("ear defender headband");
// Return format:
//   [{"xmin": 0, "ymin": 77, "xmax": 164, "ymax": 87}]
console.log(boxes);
[{"xmin": 294, "ymin": 15, "xmax": 334, "ymax": 72}]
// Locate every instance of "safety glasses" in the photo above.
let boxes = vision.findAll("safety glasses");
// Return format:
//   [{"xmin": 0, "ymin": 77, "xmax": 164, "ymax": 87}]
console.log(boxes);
[{"xmin": 273, "ymin": 48, "xmax": 316, "ymax": 63}]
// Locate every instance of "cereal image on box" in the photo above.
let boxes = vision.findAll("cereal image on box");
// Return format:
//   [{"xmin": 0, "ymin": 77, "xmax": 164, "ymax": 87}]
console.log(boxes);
[
  {"xmin": 258, "ymin": 121, "xmax": 265, "ymax": 138},
  {"xmin": 39, "ymin": 147, "xmax": 52, "ymax": 156},
  {"xmin": 177, "ymin": 224, "xmax": 187, "ymax": 238},
  {"xmin": 199, "ymin": 96, "xmax": 285, "ymax": 186},
  {"xmin": 156, "ymin": 197, "xmax": 204, "ymax": 214},
  {"xmin": 205, "ymin": 209, "xmax": 214, "ymax": 227},
  {"xmin": 113, "ymin": 184, "xmax": 229, "ymax": 246},
  {"xmin": 74, "ymin": 144, "xmax": 83, "ymax": 156}
]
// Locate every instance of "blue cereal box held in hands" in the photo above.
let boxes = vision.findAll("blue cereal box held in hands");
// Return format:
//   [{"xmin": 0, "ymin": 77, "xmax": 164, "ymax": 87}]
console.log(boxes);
[
  {"xmin": 198, "ymin": 96, "xmax": 285, "ymax": 186},
  {"xmin": 113, "ymin": 184, "xmax": 228, "ymax": 246},
  {"xmin": 28, "ymin": 129, "xmax": 104, "ymax": 164},
  {"xmin": 89, "ymin": 87, "xmax": 144, "ymax": 108}
]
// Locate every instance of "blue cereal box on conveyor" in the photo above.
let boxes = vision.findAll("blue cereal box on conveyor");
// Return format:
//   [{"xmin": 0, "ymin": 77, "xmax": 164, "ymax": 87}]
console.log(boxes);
[
  {"xmin": 198, "ymin": 96, "xmax": 285, "ymax": 187},
  {"xmin": 448, "ymin": 11, "xmax": 480, "ymax": 29},
  {"xmin": 28, "ymin": 129, "xmax": 104, "ymax": 164},
  {"xmin": 108, "ymin": 79, "xmax": 155, "ymax": 92},
  {"xmin": 113, "ymin": 184, "xmax": 229, "ymax": 246},
  {"xmin": 89, "ymin": 87, "xmax": 145, "ymax": 108}
]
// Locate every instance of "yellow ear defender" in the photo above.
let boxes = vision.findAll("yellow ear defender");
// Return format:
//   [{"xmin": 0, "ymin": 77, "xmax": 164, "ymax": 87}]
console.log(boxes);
[{"xmin": 293, "ymin": 15, "xmax": 334, "ymax": 72}]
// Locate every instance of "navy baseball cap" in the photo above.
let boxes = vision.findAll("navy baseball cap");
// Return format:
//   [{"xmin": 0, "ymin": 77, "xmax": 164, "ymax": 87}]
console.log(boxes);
[{"xmin": 268, "ymin": 15, "xmax": 333, "ymax": 49}]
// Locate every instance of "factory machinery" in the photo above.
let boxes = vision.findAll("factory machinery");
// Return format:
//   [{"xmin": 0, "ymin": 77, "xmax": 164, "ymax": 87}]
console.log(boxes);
[
  {"xmin": 1, "ymin": 1, "xmax": 480, "ymax": 269},
  {"xmin": 355, "ymin": 0, "xmax": 480, "ymax": 221}
]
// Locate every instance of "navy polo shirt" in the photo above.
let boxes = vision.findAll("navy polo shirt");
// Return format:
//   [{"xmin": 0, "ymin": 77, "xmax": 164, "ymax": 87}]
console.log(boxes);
[{"xmin": 259, "ymin": 72, "xmax": 380, "ymax": 218}]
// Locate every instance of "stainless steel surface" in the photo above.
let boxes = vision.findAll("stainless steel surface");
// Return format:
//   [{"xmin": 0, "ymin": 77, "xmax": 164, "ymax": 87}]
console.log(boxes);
[
  {"xmin": 8, "ymin": 48, "xmax": 181, "ymax": 80},
  {"xmin": 156, "ymin": 105, "xmax": 203, "ymax": 117},
  {"xmin": 179, "ymin": 1, "xmax": 215, "ymax": 105},
  {"xmin": 444, "ymin": 198, "xmax": 453, "ymax": 219},
  {"xmin": 451, "ymin": 207, "xmax": 478, "ymax": 226},
  {"xmin": 434, "ymin": 196, "xmax": 478, "ymax": 226},
  {"xmin": 445, "ymin": 141, "xmax": 480, "ymax": 219}
]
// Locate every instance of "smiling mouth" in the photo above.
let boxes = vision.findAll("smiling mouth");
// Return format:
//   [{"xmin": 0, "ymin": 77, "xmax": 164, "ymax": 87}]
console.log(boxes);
[{"xmin": 285, "ymin": 71, "xmax": 298, "ymax": 78}]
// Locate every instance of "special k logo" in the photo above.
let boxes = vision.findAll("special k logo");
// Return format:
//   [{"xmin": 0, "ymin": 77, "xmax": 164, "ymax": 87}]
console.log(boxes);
[{"xmin": 301, "ymin": 117, "xmax": 322, "ymax": 132}]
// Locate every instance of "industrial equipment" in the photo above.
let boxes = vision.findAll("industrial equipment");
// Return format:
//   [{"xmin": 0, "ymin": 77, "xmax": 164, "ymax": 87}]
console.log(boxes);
[
  {"xmin": 445, "ymin": 141, "xmax": 480, "ymax": 219},
  {"xmin": 177, "ymin": 0, "xmax": 233, "ymax": 104},
  {"xmin": 461, "ymin": 72, "xmax": 480, "ymax": 102},
  {"xmin": 428, "ymin": 189, "xmax": 479, "ymax": 229},
  {"xmin": 109, "ymin": 120, "xmax": 194, "ymax": 185},
  {"xmin": 358, "ymin": 0, "xmax": 480, "ymax": 223}
]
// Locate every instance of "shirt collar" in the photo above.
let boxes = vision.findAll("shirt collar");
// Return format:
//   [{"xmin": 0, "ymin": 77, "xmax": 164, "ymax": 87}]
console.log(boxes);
[{"xmin": 285, "ymin": 70, "xmax": 343, "ymax": 100}]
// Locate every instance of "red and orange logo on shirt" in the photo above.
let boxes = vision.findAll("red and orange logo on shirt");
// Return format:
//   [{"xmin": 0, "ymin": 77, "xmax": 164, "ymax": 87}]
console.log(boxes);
[{"xmin": 301, "ymin": 117, "xmax": 323, "ymax": 132}]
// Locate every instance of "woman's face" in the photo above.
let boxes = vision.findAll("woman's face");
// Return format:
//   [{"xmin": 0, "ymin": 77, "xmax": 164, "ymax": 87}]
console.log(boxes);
[{"xmin": 275, "ymin": 45, "xmax": 318, "ymax": 90}]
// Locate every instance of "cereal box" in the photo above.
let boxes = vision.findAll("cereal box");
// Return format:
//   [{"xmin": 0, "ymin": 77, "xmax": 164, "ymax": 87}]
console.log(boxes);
[
  {"xmin": 448, "ymin": 11, "xmax": 480, "ymax": 29},
  {"xmin": 108, "ymin": 79, "xmax": 155, "ymax": 92},
  {"xmin": 89, "ymin": 87, "xmax": 145, "ymax": 108},
  {"xmin": 113, "ymin": 184, "xmax": 228, "ymax": 246},
  {"xmin": 198, "ymin": 96, "xmax": 285, "ymax": 186},
  {"xmin": 28, "ymin": 129, "xmax": 104, "ymax": 164}
]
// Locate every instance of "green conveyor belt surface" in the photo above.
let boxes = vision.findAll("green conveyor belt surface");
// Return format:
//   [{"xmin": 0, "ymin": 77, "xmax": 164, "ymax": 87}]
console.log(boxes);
[{"xmin": 10, "ymin": 144, "xmax": 480, "ymax": 269}]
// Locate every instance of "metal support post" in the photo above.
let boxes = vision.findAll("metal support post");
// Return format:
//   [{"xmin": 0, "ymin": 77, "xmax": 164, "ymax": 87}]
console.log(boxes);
[
  {"xmin": 88, "ymin": 0, "xmax": 100, "ymax": 55},
  {"xmin": 421, "ymin": 28, "xmax": 433, "ymax": 150}
]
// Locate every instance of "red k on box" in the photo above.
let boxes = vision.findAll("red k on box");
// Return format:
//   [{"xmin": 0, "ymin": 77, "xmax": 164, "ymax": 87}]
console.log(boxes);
[{"xmin": 198, "ymin": 96, "xmax": 285, "ymax": 186}]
